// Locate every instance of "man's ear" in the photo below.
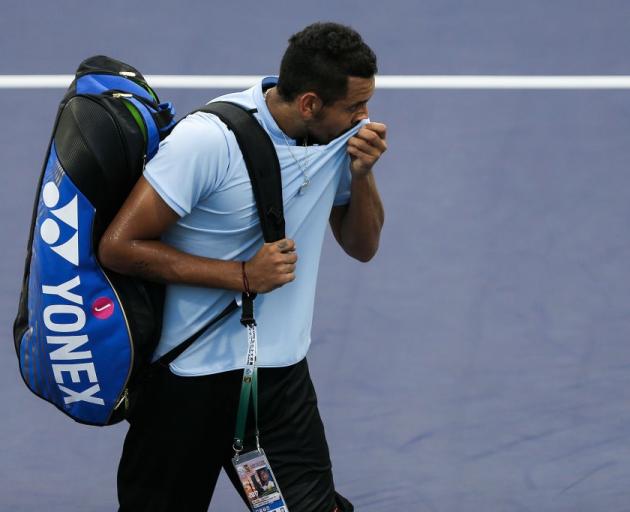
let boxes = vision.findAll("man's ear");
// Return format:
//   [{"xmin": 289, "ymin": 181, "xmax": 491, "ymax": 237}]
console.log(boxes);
[{"xmin": 297, "ymin": 92, "xmax": 323, "ymax": 120}]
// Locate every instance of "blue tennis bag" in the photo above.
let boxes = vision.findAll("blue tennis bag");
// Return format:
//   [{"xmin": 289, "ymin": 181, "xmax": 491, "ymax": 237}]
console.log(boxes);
[{"xmin": 13, "ymin": 56, "xmax": 176, "ymax": 426}]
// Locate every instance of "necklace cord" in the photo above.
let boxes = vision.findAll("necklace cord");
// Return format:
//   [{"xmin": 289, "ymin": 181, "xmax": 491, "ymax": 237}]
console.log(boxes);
[{"xmin": 265, "ymin": 87, "xmax": 311, "ymax": 194}]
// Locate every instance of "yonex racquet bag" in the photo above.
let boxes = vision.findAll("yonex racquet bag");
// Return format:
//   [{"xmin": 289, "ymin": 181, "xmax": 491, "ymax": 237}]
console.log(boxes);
[
  {"xmin": 13, "ymin": 56, "xmax": 176, "ymax": 426},
  {"xmin": 13, "ymin": 57, "xmax": 285, "ymax": 427}
]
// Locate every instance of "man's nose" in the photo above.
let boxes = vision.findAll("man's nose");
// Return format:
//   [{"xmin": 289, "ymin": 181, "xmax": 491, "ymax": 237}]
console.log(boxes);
[{"xmin": 354, "ymin": 106, "xmax": 369, "ymax": 123}]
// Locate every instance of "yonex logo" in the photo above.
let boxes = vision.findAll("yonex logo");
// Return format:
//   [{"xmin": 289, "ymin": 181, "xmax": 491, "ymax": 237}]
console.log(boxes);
[
  {"xmin": 39, "ymin": 181, "xmax": 79, "ymax": 265},
  {"xmin": 42, "ymin": 276, "xmax": 104, "ymax": 406}
]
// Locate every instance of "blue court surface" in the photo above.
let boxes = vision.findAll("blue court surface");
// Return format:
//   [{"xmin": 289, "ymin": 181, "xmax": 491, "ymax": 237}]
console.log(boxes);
[{"xmin": 2, "ymin": 1, "xmax": 630, "ymax": 510}]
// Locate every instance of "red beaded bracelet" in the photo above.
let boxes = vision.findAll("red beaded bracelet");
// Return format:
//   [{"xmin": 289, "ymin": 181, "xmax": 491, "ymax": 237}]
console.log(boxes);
[{"xmin": 241, "ymin": 261, "xmax": 251, "ymax": 296}]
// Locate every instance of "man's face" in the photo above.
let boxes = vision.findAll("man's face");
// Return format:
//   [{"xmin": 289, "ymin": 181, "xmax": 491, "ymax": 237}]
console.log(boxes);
[
  {"xmin": 307, "ymin": 76, "xmax": 375, "ymax": 144},
  {"xmin": 260, "ymin": 469, "xmax": 270, "ymax": 483}
]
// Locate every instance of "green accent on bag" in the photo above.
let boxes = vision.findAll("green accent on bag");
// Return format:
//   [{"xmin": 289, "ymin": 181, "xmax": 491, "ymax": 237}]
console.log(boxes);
[{"xmin": 122, "ymin": 100, "xmax": 147, "ymax": 144}]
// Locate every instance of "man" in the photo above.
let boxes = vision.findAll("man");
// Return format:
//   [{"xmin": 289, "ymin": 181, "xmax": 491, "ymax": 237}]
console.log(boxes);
[
  {"xmin": 99, "ymin": 21, "xmax": 386, "ymax": 512},
  {"xmin": 256, "ymin": 468, "xmax": 276, "ymax": 495}
]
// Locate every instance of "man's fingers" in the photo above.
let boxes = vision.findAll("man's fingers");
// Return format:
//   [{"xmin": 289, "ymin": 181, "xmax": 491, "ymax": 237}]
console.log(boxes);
[
  {"xmin": 279, "ymin": 271, "xmax": 296, "ymax": 285},
  {"xmin": 250, "ymin": 238, "xmax": 299, "ymax": 292},
  {"xmin": 346, "ymin": 122, "xmax": 389, "ymax": 168},
  {"xmin": 358, "ymin": 127, "xmax": 384, "ymax": 143},
  {"xmin": 275, "ymin": 239, "xmax": 288, "ymax": 251},
  {"xmin": 282, "ymin": 263, "xmax": 296, "ymax": 274},
  {"xmin": 348, "ymin": 136, "xmax": 385, "ymax": 158},
  {"xmin": 275, "ymin": 238, "xmax": 296, "ymax": 252},
  {"xmin": 273, "ymin": 252, "xmax": 297, "ymax": 265},
  {"xmin": 364, "ymin": 122, "xmax": 387, "ymax": 137},
  {"xmin": 352, "ymin": 128, "xmax": 388, "ymax": 153}
]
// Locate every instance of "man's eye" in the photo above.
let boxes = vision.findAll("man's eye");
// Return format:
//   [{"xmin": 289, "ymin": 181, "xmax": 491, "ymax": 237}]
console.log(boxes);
[{"xmin": 347, "ymin": 102, "xmax": 366, "ymax": 113}]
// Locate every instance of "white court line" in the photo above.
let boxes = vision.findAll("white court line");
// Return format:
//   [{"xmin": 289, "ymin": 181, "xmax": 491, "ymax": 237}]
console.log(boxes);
[{"xmin": 3, "ymin": 75, "xmax": 630, "ymax": 89}]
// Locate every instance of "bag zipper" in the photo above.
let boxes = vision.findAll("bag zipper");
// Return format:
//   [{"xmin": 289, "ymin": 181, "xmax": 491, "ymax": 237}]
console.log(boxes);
[
  {"xmin": 114, "ymin": 387, "xmax": 129, "ymax": 412},
  {"xmin": 111, "ymin": 92, "xmax": 149, "ymax": 144},
  {"xmin": 76, "ymin": 69, "xmax": 158, "ymax": 102}
]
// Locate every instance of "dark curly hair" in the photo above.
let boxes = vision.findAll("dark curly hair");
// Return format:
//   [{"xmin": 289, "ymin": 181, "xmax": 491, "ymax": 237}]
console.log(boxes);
[{"xmin": 276, "ymin": 22, "xmax": 378, "ymax": 105}]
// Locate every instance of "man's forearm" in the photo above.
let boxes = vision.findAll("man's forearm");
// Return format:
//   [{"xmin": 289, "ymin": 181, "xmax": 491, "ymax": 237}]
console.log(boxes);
[
  {"xmin": 99, "ymin": 239, "xmax": 245, "ymax": 291},
  {"xmin": 339, "ymin": 171, "xmax": 384, "ymax": 262},
  {"xmin": 99, "ymin": 235, "xmax": 298, "ymax": 294}
]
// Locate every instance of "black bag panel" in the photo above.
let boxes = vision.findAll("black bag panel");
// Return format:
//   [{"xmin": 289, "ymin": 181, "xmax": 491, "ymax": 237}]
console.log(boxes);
[
  {"xmin": 102, "ymin": 270, "xmax": 165, "ymax": 425},
  {"xmin": 107, "ymin": 272, "xmax": 164, "ymax": 389},
  {"xmin": 54, "ymin": 96, "xmax": 145, "ymax": 238},
  {"xmin": 13, "ymin": 278, "xmax": 29, "ymax": 354}
]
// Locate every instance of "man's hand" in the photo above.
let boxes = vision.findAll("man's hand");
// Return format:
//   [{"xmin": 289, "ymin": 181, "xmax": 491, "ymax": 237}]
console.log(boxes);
[
  {"xmin": 245, "ymin": 238, "xmax": 298, "ymax": 293},
  {"xmin": 347, "ymin": 122, "xmax": 388, "ymax": 177}
]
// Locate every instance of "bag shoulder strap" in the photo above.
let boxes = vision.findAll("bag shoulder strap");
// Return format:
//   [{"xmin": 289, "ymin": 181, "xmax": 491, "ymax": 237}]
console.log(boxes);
[
  {"xmin": 158, "ymin": 101, "xmax": 284, "ymax": 366},
  {"xmin": 200, "ymin": 101, "xmax": 285, "ymax": 241}
]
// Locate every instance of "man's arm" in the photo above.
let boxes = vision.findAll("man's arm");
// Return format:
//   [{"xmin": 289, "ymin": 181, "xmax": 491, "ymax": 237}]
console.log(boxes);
[
  {"xmin": 329, "ymin": 122, "xmax": 386, "ymax": 262},
  {"xmin": 98, "ymin": 176, "xmax": 297, "ymax": 293}
]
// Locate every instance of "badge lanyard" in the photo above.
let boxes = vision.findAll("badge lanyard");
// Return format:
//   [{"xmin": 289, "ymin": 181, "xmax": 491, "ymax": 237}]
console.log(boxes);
[
  {"xmin": 232, "ymin": 293, "xmax": 289, "ymax": 512},
  {"xmin": 233, "ymin": 319, "xmax": 260, "ymax": 454}
]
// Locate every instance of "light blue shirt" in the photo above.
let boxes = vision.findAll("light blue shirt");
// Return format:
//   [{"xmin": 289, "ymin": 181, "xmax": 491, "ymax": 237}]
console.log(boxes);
[{"xmin": 144, "ymin": 77, "xmax": 366, "ymax": 376}]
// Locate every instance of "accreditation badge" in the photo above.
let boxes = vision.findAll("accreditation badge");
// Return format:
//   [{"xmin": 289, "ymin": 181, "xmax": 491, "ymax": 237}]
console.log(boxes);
[{"xmin": 232, "ymin": 449, "xmax": 289, "ymax": 512}]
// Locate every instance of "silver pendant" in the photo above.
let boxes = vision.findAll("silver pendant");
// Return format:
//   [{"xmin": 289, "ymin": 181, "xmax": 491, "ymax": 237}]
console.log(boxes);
[{"xmin": 298, "ymin": 179, "xmax": 310, "ymax": 195}]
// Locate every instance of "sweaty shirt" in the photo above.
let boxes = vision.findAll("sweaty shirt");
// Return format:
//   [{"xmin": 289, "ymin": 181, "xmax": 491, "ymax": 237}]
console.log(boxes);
[{"xmin": 144, "ymin": 76, "xmax": 365, "ymax": 376}]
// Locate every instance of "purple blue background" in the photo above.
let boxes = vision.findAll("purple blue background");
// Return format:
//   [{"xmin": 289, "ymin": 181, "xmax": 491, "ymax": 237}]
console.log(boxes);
[{"xmin": 2, "ymin": 1, "xmax": 630, "ymax": 510}]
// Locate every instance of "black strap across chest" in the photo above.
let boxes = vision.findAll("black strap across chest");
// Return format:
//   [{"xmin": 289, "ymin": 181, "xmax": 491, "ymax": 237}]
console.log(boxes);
[{"xmin": 158, "ymin": 101, "xmax": 284, "ymax": 366}]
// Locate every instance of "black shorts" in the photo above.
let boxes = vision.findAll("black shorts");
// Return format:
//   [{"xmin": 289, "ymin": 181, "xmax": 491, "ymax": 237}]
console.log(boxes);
[{"xmin": 117, "ymin": 358, "xmax": 353, "ymax": 512}]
